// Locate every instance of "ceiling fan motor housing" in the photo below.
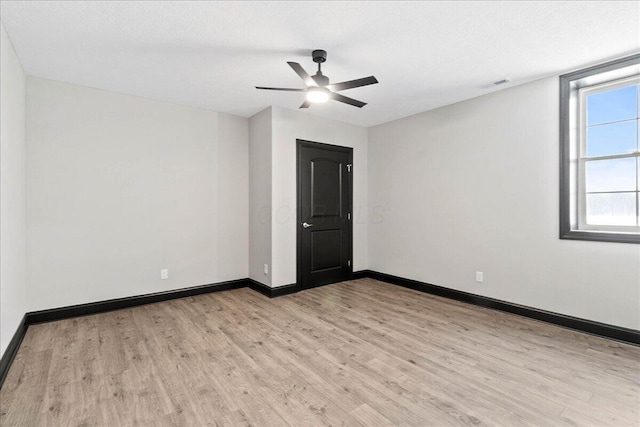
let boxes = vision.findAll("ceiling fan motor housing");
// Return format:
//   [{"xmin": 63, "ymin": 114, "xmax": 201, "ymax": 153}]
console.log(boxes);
[
  {"xmin": 312, "ymin": 49, "xmax": 327, "ymax": 63},
  {"xmin": 313, "ymin": 73, "xmax": 329, "ymax": 86}
]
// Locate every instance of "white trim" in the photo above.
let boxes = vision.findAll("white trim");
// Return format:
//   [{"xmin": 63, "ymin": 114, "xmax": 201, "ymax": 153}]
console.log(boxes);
[{"xmin": 576, "ymin": 76, "xmax": 640, "ymax": 233}]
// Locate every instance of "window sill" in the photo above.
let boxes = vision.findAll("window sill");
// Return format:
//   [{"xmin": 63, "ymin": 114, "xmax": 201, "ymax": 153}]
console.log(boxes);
[{"xmin": 560, "ymin": 229, "xmax": 640, "ymax": 244}]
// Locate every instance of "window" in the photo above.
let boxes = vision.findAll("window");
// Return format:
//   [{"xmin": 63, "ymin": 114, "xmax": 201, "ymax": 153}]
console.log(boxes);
[{"xmin": 560, "ymin": 55, "xmax": 640, "ymax": 243}]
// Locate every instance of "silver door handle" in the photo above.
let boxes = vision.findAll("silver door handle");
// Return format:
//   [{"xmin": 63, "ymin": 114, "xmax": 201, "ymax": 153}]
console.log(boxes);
[{"xmin": 302, "ymin": 222, "xmax": 313, "ymax": 228}]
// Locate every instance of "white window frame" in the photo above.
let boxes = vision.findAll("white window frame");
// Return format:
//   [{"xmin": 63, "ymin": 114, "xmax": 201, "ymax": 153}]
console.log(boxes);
[
  {"xmin": 559, "ymin": 54, "xmax": 640, "ymax": 244},
  {"xmin": 577, "ymin": 76, "xmax": 640, "ymax": 234}
]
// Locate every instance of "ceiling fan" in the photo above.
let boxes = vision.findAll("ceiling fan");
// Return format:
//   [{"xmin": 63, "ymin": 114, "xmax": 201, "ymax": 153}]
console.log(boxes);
[{"xmin": 256, "ymin": 49, "xmax": 378, "ymax": 109}]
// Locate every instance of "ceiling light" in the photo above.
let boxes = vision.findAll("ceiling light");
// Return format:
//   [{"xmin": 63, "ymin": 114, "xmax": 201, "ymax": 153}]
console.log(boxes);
[{"xmin": 306, "ymin": 87, "xmax": 329, "ymax": 103}]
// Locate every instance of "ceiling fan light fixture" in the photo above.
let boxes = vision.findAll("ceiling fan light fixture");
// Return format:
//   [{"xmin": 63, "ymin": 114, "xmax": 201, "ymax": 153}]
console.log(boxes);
[{"xmin": 306, "ymin": 87, "xmax": 329, "ymax": 103}]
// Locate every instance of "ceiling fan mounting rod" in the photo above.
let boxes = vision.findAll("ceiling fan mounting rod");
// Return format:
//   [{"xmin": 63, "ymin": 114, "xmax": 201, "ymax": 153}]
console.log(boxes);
[{"xmin": 312, "ymin": 49, "xmax": 328, "ymax": 85}]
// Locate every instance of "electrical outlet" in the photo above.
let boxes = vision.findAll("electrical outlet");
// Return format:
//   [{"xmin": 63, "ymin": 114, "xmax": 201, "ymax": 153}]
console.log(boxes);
[
  {"xmin": 264, "ymin": 264, "xmax": 269, "ymax": 275},
  {"xmin": 475, "ymin": 271, "xmax": 483, "ymax": 283},
  {"xmin": 161, "ymin": 269, "xmax": 169, "ymax": 279}
]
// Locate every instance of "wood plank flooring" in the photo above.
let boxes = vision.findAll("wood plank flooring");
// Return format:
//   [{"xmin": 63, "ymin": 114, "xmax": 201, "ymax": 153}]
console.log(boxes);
[{"xmin": 1, "ymin": 278, "xmax": 639, "ymax": 426}]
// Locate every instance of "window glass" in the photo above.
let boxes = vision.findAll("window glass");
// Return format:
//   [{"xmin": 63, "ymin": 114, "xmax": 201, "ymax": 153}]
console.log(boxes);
[
  {"xmin": 586, "ymin": 120, "xmax": 637, "ymax": 157},
  {"xmin": 585, "ymin": 157, "xmax": 636, "ymax": 193},
  {"xmin": 587, "ymin": 85, "xmax": 637, "ymax": 125},
  {"xmin": 586, "ymin": 192, "xmax": 637, "ymax": 226}
]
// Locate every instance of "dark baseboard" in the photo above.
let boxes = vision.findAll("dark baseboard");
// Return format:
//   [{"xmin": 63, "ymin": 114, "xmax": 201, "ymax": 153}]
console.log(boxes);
[
  {"xmin": 360, "ymin": 270, "xmax": 640, "ymax": 346},
  {"xmin": 0, "ymin": 315, "xmax": 28, "ymax": 389},
  {"xmin": 271, "ymin": 283, "xmax": 299, "ymax": 297},
  {"xmin": 351, "ymin": 270, "xmax": 372, "ymax": 280},
  {"xmin": 248, "ymin": 279, "xmax": 299, "ymax": 298},
  {"xmin": 27, "ymin": 278, "xmax": 248, "ymax": 324},
  {"xmin": 3, "ymin": 269, "xmax": 636, "ymax": 392},
  {"xmin": 249, "ymin": 276, "xmax": 355, "ymax": 297}
]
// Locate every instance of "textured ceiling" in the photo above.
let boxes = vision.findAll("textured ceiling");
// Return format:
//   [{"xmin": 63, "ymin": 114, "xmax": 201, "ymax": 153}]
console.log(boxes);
[{"xmin": 1, "ymin": 1, "xmax": 639, "ymax": 127}]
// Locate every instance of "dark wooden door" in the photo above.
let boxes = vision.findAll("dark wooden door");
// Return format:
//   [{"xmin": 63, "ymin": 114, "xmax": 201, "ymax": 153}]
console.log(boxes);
[{"xmin": 297, "ymin": 140, "xmax": 353, "ymax": 290}]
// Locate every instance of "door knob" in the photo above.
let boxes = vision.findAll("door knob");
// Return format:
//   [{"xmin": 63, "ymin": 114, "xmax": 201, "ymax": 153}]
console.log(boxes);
[{"xmin": 302, "ymin": 222, "xmax": 313, "ymax": 228}]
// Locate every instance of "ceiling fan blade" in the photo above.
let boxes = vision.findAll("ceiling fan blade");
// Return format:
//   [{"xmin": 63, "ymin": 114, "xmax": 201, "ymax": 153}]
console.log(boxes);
[
  {"xmin": 299, "ymin": 100, "xmax": 311, "ymax": 109},
  {"xmin": 326, "ymin": 76, "xmax": 378, "ymax": 92},
  {"xmin": 330, "ymin": 92, "xmax": 367, "ymax": 108},
  {"xmin": 255, "ymin": 86, "xmax": 306, "ymax": 91},
  {"xmin": 287, "ymin": 62, "xmax": 317, "ymax": 87}
]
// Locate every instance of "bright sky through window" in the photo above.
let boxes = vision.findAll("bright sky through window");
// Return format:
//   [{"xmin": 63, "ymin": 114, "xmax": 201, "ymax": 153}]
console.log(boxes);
[{"xmin": 584, "ymin": 83, "xmax": 639, "ymax": 227}]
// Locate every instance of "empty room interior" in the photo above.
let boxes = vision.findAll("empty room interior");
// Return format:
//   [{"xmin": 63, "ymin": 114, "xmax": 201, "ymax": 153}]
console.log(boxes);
[{"xmin": 1, "ymin": 1, "xmax": 640, "ymax": 426}]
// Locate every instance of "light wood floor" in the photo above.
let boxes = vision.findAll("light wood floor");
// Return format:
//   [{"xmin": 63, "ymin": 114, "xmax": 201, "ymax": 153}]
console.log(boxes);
[{"xmin": 1, "ymin": 278, "xmax": 639, "ymax": 426}]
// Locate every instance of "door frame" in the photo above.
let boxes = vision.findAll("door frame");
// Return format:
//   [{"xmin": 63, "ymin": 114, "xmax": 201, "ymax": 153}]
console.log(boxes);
[{"xmin": 296, "ymin": 139, "xmax": 354, "ymax": 290}]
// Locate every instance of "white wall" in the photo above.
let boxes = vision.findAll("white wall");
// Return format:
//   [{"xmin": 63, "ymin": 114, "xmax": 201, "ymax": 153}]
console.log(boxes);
[
  {"xmin": 26, "ymin": 77, "xmax": 248, "ymax": 311},
  {"xmin": 0, "ymin": 22, "xmax": 28, "ymax": 356},
  {"xmin": 271, "ymin": 107, "xmax": 368, "ymax": 287},
  {"xmin": 6, "ymin": 32, "xmax": 634, "ymax": 345},
  {"xmin": 368, "ymin": 76, "xmax": 640, "ymax": 330},
  {"xmin": 248, "ymin": 107, "xmax": 272, "ymax": 285},
  {"xmin": 216, "ymin": 113, "xmax": 249, "ymax": 281}
]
